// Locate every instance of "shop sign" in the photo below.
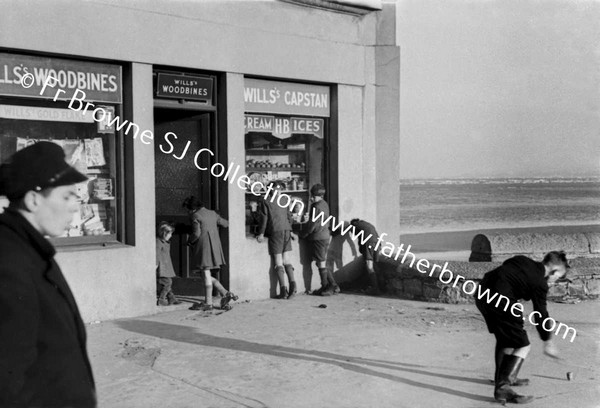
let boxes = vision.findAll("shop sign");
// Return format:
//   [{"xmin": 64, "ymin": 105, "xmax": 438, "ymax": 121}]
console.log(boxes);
[
  {"xmin": 245, "ymin": 114, "xmax": 324, "ymax": 139},
  {"xmin": 0, "ymin": 53, "xmax": 122, "ymax": 103},
  {"xmin": 244, "ymin": 78, "xmax": 330, "ymax": 117},
  {"xmin": 0, "ymin": 104, "xmax": 94, "ymax": 123},
  {"xmin": 156, "ymin": 73, "xmax": 213, "ymax": 103}
]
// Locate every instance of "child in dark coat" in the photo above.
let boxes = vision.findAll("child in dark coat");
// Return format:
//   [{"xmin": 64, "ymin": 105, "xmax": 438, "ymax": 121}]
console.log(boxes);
[
  {"xmin": 183, "ymin": 196, "xmax": 238, "ymax": 311},
  {"xmin": 156, "ymin": 221, "xmax": 181, "ymax": 306},
  {"xmin": 475, "ymin": 251, "xmax": 569, "ymax": 404}
]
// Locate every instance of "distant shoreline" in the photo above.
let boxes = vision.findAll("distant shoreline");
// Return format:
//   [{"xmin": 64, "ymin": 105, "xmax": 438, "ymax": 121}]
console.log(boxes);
[{"xmin": 399, "ymin": 224, "xmax": 600, "ymax": 253}]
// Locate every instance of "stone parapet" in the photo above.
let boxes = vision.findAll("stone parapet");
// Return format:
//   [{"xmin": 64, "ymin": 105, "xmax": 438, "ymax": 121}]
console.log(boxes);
[
  {"xmin": 469, "ymin": 232, "xmax": 600, "ymax": 262},
  {"xmin": 374, "ymin": 256, "xmax": 600, "ymax": 304}
]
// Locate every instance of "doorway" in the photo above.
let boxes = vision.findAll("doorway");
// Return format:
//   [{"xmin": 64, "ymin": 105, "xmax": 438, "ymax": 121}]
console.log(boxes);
[{"xmin": 154, "ymin": 108, "xmax": 229, "ymax": 295}]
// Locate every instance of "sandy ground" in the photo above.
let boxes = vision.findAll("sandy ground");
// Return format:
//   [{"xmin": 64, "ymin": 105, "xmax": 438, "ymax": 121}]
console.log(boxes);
[{"xmin": 88, "ymin": 294, "xmax": 600, "ymax": 408}]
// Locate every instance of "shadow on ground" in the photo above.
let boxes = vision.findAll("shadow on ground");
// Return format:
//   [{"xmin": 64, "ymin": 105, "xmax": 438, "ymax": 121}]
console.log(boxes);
[{"xmin": 116, "ymin": 319, "xmax": 494, "ymax": 403}]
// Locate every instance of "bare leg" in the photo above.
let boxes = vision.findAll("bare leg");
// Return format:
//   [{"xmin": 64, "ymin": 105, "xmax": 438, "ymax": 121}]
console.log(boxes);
[
  {"xmin": 273, "ymin": 253, "xmax": 287, "ymax": 298},
  {"xmin": 365, "ymin": 259, "xmax": 380, "ymax": 295},
  {"xmin": 203, "ymin": 269, "xmax": 213, "ymax": 308},
  {"xmin": 211, "ymin": 276, "xmax": 227, "ymax": 297}
]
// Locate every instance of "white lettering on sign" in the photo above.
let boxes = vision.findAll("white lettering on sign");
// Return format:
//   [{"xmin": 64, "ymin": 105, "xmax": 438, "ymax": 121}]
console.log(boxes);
[
  {"xmin": 245, "ymin": 114, "xmax": 324, "ymax": 139},
  {"xmin": 0, "ymin": 104, "xmax": 94, "ymax": 123},
  {"xmin": 0, "ymin": 65, "xmax": 118, "ymax": 93},
  {"xmin": 244, "ymin": 115, "xmax": 273, "ymax": 131},
  {"xmin": 243, "ymin": 87, "xmax": 280, "ymax": 104},
  {"xmin": 283, "ymin": 91, "xmax": 328, "ymax": 109},
  {"xmin": 274, "ymin": 117, "xmax": 290, "ymax": 135},
  {"xmin": 244, "ymin": 87, "xmax": 328, "ymax": 109},
  {"xmin": 292, "ymin": 118, "xmax": 321, "ymax": 132},
  {"xmin": 161, "ymin": 85, "xmax": 208, "ymax": 96}
]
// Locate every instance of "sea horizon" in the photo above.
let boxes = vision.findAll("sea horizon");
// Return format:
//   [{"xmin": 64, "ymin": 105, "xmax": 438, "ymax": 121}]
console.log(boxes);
[
  {"xmin": 400, "ymin": 175, "xmax": 600, "ymax": 185},
  {"xmin": 399, "ymin": 176, "xmax": 600, "ymax": 236}
]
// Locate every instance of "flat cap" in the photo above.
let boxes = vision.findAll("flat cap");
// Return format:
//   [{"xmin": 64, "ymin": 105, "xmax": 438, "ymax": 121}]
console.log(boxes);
[{"xmin": 0, "ymin": 141, "xmax": 88, "ymax": 200}]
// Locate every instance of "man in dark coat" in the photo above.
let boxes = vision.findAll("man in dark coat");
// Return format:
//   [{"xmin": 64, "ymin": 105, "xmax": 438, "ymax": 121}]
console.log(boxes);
[
  {"xmin": 0, "ymin": 142, "xmax": 96, "ymax": 407},
  {"xmin": 476, "ymin": 251, "xmax": 569, "ymax": 404},
  {"xmin": 349, "ymin": 218, "xmax": 382, "ymax": 295}
]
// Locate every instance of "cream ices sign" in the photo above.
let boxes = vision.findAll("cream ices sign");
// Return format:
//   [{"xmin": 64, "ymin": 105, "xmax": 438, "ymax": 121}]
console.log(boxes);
[
  {"xmin": 244, "ymin": 78, "xmax": 330, "ymax": 117},
  {"xmin": 245, "ymin": 114, "xmax": 324, "ymax": 139}
]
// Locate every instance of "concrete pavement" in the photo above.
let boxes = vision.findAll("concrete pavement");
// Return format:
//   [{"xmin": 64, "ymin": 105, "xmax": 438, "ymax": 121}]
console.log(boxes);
[{"xmin": 87, "ymin": 294, "xmax": 600, "ymax": 408}]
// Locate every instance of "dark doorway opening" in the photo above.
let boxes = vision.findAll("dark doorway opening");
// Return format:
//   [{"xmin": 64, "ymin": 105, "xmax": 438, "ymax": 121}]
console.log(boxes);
[{"xmin": 154, "ymin": 108, "xmax": 229, "ymax": 295}]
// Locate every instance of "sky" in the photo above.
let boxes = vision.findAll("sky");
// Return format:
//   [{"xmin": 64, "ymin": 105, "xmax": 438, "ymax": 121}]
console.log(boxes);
[{"xmin": 396, "ymin": 0, "xmax": 600, "ymax": 179}]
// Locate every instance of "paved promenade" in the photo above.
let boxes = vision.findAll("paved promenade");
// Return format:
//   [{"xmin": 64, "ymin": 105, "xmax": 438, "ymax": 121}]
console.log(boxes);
[{"xmin": 88, "ymin": 294, "xmax": 600, "ymax": 408}]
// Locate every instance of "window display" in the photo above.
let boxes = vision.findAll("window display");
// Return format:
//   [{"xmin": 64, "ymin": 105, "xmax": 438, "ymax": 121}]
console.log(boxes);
[
  {"xmin": 0, "ymin": 104, "xmax": 120, "ymax": 243},
  {"xmin": 244, "ymin": 115, "xmax": 325, "ymax": 235},
  {"xmin": 0, "ymin": 53, "xmax": 124, "ymax": 246},
  {"xmin": 243, "ymin": 78, "xmax": 331, "ymax": 236}
]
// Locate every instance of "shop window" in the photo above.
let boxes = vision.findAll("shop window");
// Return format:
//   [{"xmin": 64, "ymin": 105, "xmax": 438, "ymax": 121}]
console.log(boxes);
[
  {"xmin": 0, "ymin": 100, "xmax": 123, "ymax": 245},
  {"xmin": 244, "ymin": 115, "xmax": 326, "ymax": 236},
  {"xmin": 243, "ymin": 78, "xmax": 331, "ymax": 237},
  {"xmin": 0, "ymin": 52, "xmax": 126, "ymax": 247}
]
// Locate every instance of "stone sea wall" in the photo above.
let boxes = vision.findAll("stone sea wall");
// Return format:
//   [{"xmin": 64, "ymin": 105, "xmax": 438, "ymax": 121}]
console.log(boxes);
[
  {"xmin": 376, "ymin": 256, "xmax": 600, "ymax": 304},
  {"xmin": 469, "ymin": 232, "xmax": 600, "ymax": 262}
]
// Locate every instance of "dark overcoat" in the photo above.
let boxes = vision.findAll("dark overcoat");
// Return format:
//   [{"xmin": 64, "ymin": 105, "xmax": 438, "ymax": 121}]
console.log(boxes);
[
  {"xmin": 258, "ymin": 198, "xmax": 293, "ymax": 237},
  {"xmin": 301, "ymin": 199, "xmax": 331, "ymax": 241},
  {"xmin": 0, "ymin": 209, "xmax": 96, "ymax": 407},
  {"xmin": 156, "ymin": 237, "xmax": 176, "ymax": 278},
  {"xmin": 477, "ymin": 255, "xmax": 552, "ymax": 341},
  {"xmin": 188, "ymin": 207, "xmax": 228, "ymax": 269}
]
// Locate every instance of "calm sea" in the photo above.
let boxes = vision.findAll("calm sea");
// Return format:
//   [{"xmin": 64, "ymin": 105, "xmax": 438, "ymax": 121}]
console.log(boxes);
[{"xmin": 399, "ymin": 177, "xmax": 600, "ymax": 234}]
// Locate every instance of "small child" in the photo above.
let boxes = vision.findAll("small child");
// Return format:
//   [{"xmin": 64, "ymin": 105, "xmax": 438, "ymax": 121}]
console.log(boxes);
[{"xmin": 156, "ymin": 221, "xmax": 182, "ymax": 306}]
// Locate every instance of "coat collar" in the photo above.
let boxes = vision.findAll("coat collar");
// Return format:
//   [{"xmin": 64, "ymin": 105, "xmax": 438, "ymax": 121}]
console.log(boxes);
[
  {"xmin": 0, "ymin": 208, "xmax": 80, "ymax": 316},
  {"xmin": 0, "ymin": 208, "xmax": 56, "ymax": 260}
]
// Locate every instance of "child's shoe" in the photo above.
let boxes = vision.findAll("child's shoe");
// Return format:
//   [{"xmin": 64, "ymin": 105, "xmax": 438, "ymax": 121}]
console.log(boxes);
[
  {"xmin": 189, "ymin": 302, "xmax": 205, "ymax": 310},
  {"xmin": 167, "ymin": 294, "xmax": 182, "ymax": 305},
  {"xmin": 287, "ymin": 282, "xmax": 297, "ymax": 299},
  {"xmin": 157, "ymin": 298, "xmax": 169, "ymax": 306},
  {"xmin": 320, "ymin": 285, "xmax": 334, "ymax": 296},
  {"xmin": 220, "ymin": 292, "xmax": 238, "ymax": 309},
  {"xmin": 276, "ymin": 286, "xmax": 289, "ymax": 299}
]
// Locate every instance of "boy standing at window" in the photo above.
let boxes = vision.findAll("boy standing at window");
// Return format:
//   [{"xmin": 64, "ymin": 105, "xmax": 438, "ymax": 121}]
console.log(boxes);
[
  {"xmin": 301, "ymin": 184, "xmax": 339, "ymax": 296},
  {"xmin": 257, "ymin": 181, "xmax": 297, "ymax": 299}
]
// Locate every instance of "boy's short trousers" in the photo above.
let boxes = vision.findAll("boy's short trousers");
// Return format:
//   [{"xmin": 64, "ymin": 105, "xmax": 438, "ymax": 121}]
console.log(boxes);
[
  {"xmin": 475, "ymin": 296, "xmax": 530, "ymax": 349},
  {"xmin": 359, "ymin": 244, "xmax": 379, "ymax": 262},
  {"xmin": 268, "ymin": 230, "xmax": 292, "ymax": 255},
  {"xmin": 310, "ymin": 239, "xmax": 329, "ymax": 262}
]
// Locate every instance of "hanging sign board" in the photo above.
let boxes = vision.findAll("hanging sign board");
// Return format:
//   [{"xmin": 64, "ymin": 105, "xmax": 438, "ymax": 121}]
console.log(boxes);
[
  {"xmin": 0, "ymin": 53, "xmax": 122, "ymax": 103},
  {"xmin": 0, "ymin": 104, "xmax": 95, "ymax": 123},
  {"xmin": 244, "ymin": 78, "xmax": 330, "ymax": 117},
  {"xmin": 155, "ymin": 73, "xmax": 213, "ymax": 103},
  {"xmin": 245, "ymin": 114, "xmax": 324, "ymax": 139}
]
